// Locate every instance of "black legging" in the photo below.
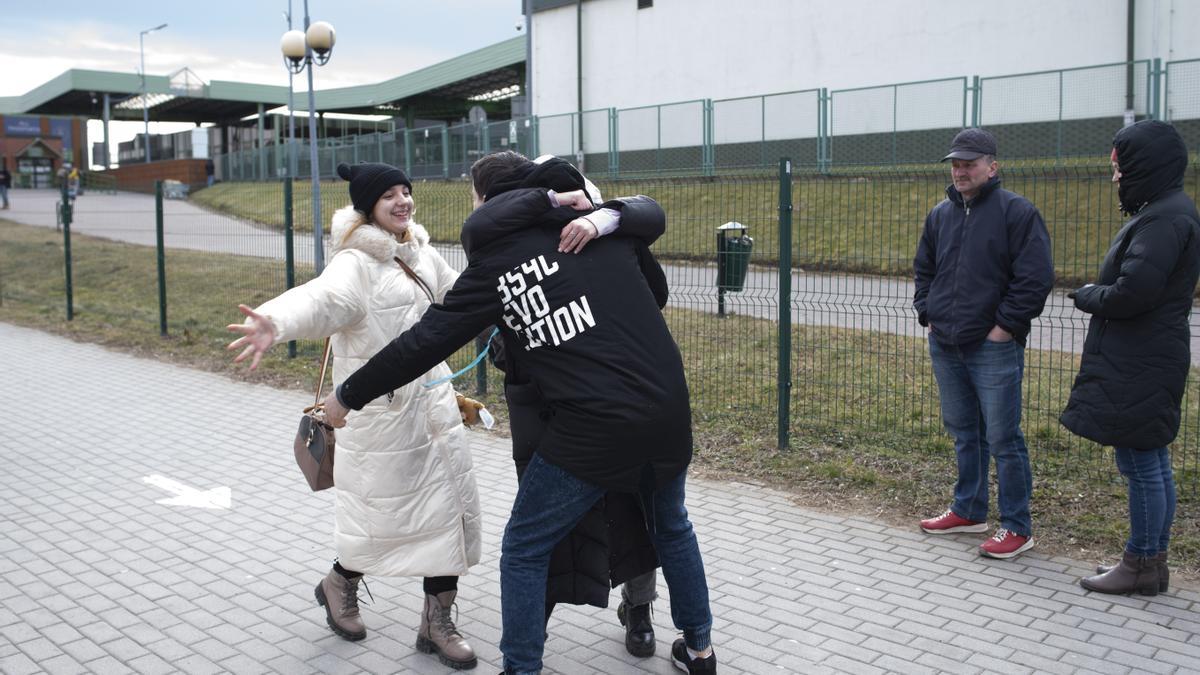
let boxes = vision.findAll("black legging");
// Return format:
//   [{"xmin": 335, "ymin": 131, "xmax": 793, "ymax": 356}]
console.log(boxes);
[
  {"xmin": 335, "ymin": 562, "xmax": 458, "ymax": 595},
  {"xmin": 423, "ymin": 575, "xmax": 458, "ymax": 595}
]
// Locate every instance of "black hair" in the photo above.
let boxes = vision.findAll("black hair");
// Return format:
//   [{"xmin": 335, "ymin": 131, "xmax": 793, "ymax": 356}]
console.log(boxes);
[{"xmin": 470, "ymin": 151, "xmax": 531, "ymax": 201}]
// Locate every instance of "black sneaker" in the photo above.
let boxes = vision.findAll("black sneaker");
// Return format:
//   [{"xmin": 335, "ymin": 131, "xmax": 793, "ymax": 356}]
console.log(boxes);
[{"xmin": 670, "ymin": 638, "xmax": 716, "ymax": 674}]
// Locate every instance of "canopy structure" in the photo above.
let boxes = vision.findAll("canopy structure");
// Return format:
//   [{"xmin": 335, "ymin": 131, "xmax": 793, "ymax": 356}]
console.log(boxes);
[{"xmin": 0, "ymin": 37, "xmax": 525, "ymax": 125}]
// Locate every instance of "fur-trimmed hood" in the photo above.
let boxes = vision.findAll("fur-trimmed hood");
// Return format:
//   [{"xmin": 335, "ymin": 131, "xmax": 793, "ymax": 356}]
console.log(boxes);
[{"xmin": 329, "ymin": 204, "xmax": 431, "ymax": 265}]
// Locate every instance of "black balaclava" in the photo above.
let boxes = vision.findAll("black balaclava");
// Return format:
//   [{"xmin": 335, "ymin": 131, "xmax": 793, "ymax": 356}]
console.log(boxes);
[{"xmin": 1113, "ymin": 120, "xmax": 1189, "ymax": 216}]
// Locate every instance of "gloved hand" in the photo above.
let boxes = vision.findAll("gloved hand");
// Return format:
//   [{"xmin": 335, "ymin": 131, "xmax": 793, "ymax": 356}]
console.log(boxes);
[{"xmin": 456, "ymin": 393, "xmax": 486, "ymax": 427}]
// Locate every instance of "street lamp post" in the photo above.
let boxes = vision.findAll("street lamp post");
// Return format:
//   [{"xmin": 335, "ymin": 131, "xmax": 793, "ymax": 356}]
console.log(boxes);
[
  {"xmin": 139, "ymin": 23, "xmax": 168, "ymax": 164},
  {"xmin": 283, "ymin": 3, "xmax": 298, "ymax": 179},
  {"xmin": 281, "ymin": 2, "xmax": 335, "ymax": 273}
]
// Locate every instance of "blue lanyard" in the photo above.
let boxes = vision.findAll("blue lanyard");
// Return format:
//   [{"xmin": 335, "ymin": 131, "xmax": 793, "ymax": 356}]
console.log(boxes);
[{"xmin": 422, "ymin": 328, "xmax": 500, "ymax": 388}]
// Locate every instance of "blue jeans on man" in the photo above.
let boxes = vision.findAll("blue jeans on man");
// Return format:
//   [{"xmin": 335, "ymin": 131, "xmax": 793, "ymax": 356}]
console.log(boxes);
[
  {"xmin": 928, "ymin": 336, "xmax": 1033, "ymax": 536},
  {"xmin": 500, "ymin": 453, "xmax": 712, "ymax": 674},
  {"xmin": 1114, "ymin": 446, "xmax": 1175, "ymax": 557}
]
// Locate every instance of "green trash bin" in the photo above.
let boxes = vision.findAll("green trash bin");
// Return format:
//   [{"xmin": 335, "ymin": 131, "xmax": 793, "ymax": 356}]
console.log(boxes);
[{"xmin": 717, "ymin": 222, "xmax": 753, "ymax": 292}]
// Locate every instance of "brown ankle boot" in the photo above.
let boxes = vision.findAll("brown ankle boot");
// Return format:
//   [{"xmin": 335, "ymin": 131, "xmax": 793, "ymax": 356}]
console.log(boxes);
[
  {"xmin": 415, "ymin": 591, "xmax": 477, "ymax": 670},
  {"xmin": 1081, "ymin": 552, "xmax": 1160, "ymax": 596},
  {"xmin": 315, "ymin": 567, "xmax": 367, "ymax": 641},
  {"xmin": 1095, "ymin": 551, "xmax": 1168, "ymax": 593}
]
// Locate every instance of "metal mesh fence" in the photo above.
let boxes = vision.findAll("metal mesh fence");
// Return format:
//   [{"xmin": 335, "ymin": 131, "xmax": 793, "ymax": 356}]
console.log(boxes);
[
  {"xmin": 979, "ymin": 61, "xmax": 1153, "ymax": 161},
  {"xmin": 830, "ymin": 77, "xmax": 967, "ymax": 165},
  {"xmin": 1167, "ymin": 58, "xmax": 1200, "ymax": 158},
  {"xmin": 211, "ymin": 59, "xmax": 1200, "ymax": 181},
  {"xmin": 407, "ymin": 124, "xmax": 450, "ymax": 180},
  {"xmin": 4, "ymin": 166, "xmax": 1200, "ymax": 498},
  {"xmin": 535, "ymin": 112, "xmax": 581, "ymax": 161},
  {"xmin": 712, "ymin": 89, "xmax": 821, "ymax": 170},
  {"xmin": 613, "ymin": 101, "xmax": 708, "ymax": 175}
]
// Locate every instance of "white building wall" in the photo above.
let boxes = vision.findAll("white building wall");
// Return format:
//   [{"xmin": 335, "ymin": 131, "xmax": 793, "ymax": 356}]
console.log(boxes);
[{"xmin": 532, "ymin": 0, "xmax": 1200, "ymax": 121}]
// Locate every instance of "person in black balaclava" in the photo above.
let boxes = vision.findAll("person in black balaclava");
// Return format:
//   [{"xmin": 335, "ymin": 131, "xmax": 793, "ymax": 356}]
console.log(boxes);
[{"xmin": 1062, "ymin": 120, "xmax": 1200, "ymax": 596}]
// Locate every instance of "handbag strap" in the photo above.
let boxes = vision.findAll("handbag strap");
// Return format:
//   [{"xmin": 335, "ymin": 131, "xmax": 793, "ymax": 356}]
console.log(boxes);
[
  {"xmin": 312, "ymin": 337, "xmax": 332, "ymax": 408},
  {"xmin": 395, "ymin": 256, "xmax": 435, "ymax": 303}
]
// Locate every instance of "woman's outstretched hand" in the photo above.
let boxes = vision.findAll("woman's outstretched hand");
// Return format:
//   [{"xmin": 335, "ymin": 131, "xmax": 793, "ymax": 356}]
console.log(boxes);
[{"xmin": 226, "ymin": 304, "xmax": 276, "ymax": 371}]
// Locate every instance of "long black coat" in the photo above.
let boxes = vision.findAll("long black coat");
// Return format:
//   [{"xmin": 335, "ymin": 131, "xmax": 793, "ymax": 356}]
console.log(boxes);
[
  {"xmin": 490, "ymin": 185, "xmax": 664, "ymax": 608},
  {"xmin": 1060, "ymin": 121, "xmax": 1200, "ymax": 449}
]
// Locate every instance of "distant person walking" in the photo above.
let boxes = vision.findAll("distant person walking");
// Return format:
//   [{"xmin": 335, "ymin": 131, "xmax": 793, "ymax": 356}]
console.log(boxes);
[
  {"xmin": 205, "ymin": 158, "xmax": 215, "ymax": 187},
  {"xmin": 913, "ymin": 128, "xmax": 1054, "ymax": 559},
  {"xmin": 1064, "ymin": 121, "xmax": 1200, "ymax": 596},
  {"xmin": 0, "ymin": 159, "xmax": 11, "ymax": 209}
]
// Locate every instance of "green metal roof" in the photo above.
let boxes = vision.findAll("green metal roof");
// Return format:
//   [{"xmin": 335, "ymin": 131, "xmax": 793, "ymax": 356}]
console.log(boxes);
[
  {"xmin": 0, "ymin": 37, "xmax": 525, "ymax": 122},
  {"xmin": 304, "ymin": 36, "xmax": 526, "ymax": 113}
]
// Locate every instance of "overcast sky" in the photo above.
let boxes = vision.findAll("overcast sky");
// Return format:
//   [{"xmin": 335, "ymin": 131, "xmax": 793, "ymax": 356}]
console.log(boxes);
[
  {"xmin": 0, "ymin": 1, "xmax": 525, "ymax": 165},
  {"xmin": 1, "ymin": 0, "xmax": 524, "ymax": 96}
]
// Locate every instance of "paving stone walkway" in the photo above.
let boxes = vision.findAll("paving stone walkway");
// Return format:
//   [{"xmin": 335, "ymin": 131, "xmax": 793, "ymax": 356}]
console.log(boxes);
[{"xmin": 1, "ymin": 321, "xmax": 1198, "ymax": 674}]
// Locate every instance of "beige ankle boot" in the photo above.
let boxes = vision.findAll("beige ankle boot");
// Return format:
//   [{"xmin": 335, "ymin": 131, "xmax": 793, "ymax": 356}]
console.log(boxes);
[
  {"xmin": 314, "ymin": 567, "xmax": 367, "ymax": 641},
  {"xmin": 415, "ymin": 591, "xmax": 477, "ymax": 670}
]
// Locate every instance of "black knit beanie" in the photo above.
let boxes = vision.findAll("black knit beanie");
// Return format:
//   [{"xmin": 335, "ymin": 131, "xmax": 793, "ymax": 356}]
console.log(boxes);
[{"xmin": 336, "ymin": 162, "xmax": 412, "ymax": 215}]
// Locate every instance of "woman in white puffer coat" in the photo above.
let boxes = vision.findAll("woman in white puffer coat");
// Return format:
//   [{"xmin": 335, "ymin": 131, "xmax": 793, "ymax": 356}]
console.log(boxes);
[{"xmin": 226, "ymin": 162, "xmax": 481, "ymax": 669}]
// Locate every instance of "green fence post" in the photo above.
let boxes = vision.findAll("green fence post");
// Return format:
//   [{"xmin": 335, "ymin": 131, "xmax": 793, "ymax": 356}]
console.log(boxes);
[
  {"xmin": 60, "ymin": 180, "xmax": 73, "ymax": 321},
  {"xmin": 1152, "ymin": 58, "xmax": 1163, "ymax": 120},
  {"xmin": 761, "ymin": 95, "xmax": 768, "ymax": 169},
  {"xmin": 155, "ymin": 180, "xmax": 167, "ymax": 336},
  {"xmin": 441, "ymin": 124, "xmax": 450, "ymax": 179},
  {"xmin": 777, "ymin": 158, "xmax": 793, "ymax": 450},
  {"xmin": 891, "ymin": 84, "xmax": 899, "ymax": 165},
  {"xmin": 704, "ymin": 98, "xmax": 715, "ymax": 176},
  {"xmin": 1056, "ymin": 70, "xmax": 1064, "ymax": 165},
  {"xmin": 817, "ymin": 88, "xmax": 830, "ymax": 172},
  {"xmin": 284, "ymin": 177, "xmax": 297, "ymax": 358},
  {"xmin": 971, "ymin": 75, "xmax": 981, "ymax": 127},
  {"xmin": 404, "ymin": 128, "xmax": 413, "ymax": 175},
  {"xmin": 609, "ymin": 108, "xmax": 619, "ymax": 179}
]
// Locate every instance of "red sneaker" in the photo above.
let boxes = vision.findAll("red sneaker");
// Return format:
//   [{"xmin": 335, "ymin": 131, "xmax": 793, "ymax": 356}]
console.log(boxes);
[
  {"xmin": 920, "ymin": 509, "xmax": 988, "ymax": 534},
  {"xmin": 979, "ymin": 528, "xmax": 1035, "ymax": 559}
]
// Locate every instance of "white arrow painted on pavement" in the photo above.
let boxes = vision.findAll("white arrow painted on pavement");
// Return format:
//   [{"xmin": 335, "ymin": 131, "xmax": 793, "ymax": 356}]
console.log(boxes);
[{"xmin": 142, "ymin": 475, "xmax": 231, "ymax": 509}]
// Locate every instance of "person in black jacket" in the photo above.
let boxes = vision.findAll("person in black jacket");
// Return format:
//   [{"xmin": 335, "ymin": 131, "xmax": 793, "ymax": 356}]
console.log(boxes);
[
  {"xmin": 913, "ymin": 128, "xmax": 1054, "ymax": 560},
  {"xmin": 0, "ymin": 158, "xmax": 11, "ymax": 209},
  {"xmin": 487, "ymin": 158, "xmax": 663, "ymax": 659},
  {"xmin": 323, "ymin": 151, "xmax": 717, "ymax": 674},
  {"xmin": 1064, "ymin": 120, "xmax": 1199, "ymax": 596}
]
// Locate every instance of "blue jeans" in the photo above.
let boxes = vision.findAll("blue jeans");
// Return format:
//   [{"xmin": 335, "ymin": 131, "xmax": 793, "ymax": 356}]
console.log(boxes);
[
  {"xmin": 928, "ymin": 337, "xmax": 1033, "ymax": 536},
  {"xmin": 500, "ymin": 454, "xmax": 712, "ymax": 674},
  {"xmin": 1114, "ymin": 446, "xmax": 1175, "ymax": 557}
]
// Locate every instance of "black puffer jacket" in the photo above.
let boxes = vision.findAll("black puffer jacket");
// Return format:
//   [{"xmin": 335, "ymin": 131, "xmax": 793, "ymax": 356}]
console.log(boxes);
[
  {"xmin": 1060, "ymin": 120, "xmax": 1200, "ymax": 449},
  {"xmin": 913, "ymin": 177, "xmax": 1054, "ymax": 346},
  {"xmin": 339, "ymin": 165, "xmax": 690, "ymax": 493}
]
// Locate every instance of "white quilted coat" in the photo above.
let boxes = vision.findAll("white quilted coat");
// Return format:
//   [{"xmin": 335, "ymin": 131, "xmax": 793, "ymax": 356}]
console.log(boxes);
[{"xmin": 254, "ymin": 205, "xmax": 482, "ymax": 577}]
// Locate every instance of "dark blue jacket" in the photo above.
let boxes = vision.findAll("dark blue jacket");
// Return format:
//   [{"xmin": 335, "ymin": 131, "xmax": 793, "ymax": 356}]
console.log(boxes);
[{"xmin": 913, "ymin": 178, "xmax": 1054, "ymax": 347}]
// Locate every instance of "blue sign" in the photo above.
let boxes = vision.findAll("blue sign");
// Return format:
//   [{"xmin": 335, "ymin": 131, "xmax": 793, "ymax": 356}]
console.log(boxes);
[
  {"xmin": 48, "ymin": 119, "xmax": 72, "ymax": 148},
  {"xmin": 4, "ymin": 116, "xmax": 41, "ymax": 136}
]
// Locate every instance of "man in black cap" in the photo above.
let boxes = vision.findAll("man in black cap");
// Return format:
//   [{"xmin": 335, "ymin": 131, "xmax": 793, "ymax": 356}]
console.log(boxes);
[{"xmin": 913, "ymin": 128, "xmax": 1054, "ymax": 560}]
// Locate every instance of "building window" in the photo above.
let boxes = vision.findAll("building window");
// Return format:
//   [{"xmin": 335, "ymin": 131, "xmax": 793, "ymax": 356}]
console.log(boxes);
[{"xmin": 638, "ymin": 0, "xmax": 652, "ymax": 8}]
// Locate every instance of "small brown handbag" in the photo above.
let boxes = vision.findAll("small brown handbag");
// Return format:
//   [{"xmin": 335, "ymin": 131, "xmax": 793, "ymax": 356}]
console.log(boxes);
[{"xmin": 293, "ymin": 338, "xmax": 335, "ymax": 491}]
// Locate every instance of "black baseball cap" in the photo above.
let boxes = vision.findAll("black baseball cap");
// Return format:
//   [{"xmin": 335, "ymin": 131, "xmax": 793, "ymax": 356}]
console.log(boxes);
[{"xmin": 941, "ymin": 128, "xmax": 997, "ymax": 162}]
